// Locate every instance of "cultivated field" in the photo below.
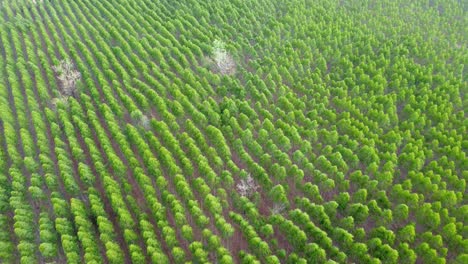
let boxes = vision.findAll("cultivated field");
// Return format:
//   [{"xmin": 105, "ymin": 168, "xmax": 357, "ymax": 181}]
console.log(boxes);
[{"xmin": 0, "ymin": 0, "xmax": 466, "ymax": 263}]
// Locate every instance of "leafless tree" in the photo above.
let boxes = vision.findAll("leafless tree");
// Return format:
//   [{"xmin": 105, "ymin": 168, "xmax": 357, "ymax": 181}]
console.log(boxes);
[
  {"xmin": 130, "ymin": 110, "xmax": 151, "ymax": 130},
  {"xmin": 237, "ymin": 174, "xmax": 258, "ymax": 198},
  {"xmin": 139, "ymin": 115, "xmax": 150, "ymax": 130},
  {"xmin": 270, "ymin": 203, "xmax": 287, "ymax": 215},
  {"xmin": 212, "ymin": 40, "xmax": 236, "ymax": 75},
  {"xmin": 52, "ymin": 59, "xmax": 81, "ymax": 98}
]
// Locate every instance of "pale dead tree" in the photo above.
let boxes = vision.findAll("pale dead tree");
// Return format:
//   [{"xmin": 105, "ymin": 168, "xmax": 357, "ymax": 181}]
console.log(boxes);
[
  {"xmin": 139, "ymin": 115, "xmax": 150, "ymax": 130},
  {"xmin": 212, "ymin": 40, "xmax": 236, "ymax": 75},
  {"xmin": 130, "ymin": 109, "xmax": 151, "ymax": 130},
  {"xmin": 270, "ymin": 203, "xmax": 287, "ymax": 215},
  {"xmin": 237, "ymin": 175, "xmax": 258, "ymax": 198},
  {"xmin": 49, "ymin": 97, "xmax": 66, "ymax": 110},
  {"xmin": 52, "ymin": 59, "xmax": 81, "ymax": 98}
]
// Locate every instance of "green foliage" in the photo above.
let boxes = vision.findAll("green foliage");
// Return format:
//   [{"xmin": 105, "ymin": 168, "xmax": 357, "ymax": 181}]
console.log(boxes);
[
  {"xmin": 397, "ymin": 224, "xmax": 416, "ymax": 244},
  {"xmin": 39, "ymin": 243, "xmax": 57, "ymax": 258},
  {"xmin": 0, "ymin": 0, "xmax": 465, "ymax": 263}
]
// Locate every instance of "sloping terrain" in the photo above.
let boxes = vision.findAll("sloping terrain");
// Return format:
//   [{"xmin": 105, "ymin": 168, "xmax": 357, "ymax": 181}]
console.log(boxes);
[{"xmin": 0, "ymin": 0, "xmax": 466, "ymax": 263}]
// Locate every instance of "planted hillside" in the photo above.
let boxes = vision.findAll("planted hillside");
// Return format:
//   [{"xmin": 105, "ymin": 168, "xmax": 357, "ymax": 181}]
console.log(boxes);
[{"xmin": 0, "ymin": 0, "xmax": 466, "ymax": 263}]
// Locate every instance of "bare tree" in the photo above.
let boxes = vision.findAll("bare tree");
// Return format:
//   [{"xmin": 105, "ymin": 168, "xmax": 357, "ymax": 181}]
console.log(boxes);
[
  {"xmin": 212, "ymin": 40, "xmax": 236, "ymax": 75},
  {"xmin": 130, "ymin": 110, "xmax": 151, "ymax": 130},
  {"xmin": 270, "ymin": 203, "xmax": 287, "ymax": 215},
  {"xmin": 237, "ymin": 174, "xmax": 258, "ymax": 198},
  {"xmin": 52, "ymin": 59, "xmax": 81, "ymax": 98},
  {"xmin": 139, "ymin": 115, "xmax": 150, "ymax": 130}
]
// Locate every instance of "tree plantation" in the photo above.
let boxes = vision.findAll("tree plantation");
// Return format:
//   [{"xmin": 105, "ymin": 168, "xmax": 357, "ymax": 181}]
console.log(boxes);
[{"xmin": 0, "ymin": 0, "xmax": 466, "ymax": 263}]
